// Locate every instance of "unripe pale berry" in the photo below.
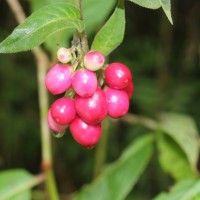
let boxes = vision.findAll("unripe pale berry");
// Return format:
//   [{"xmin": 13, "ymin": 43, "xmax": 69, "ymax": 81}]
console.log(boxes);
[
  {"xmin": 124, "ymin": 82, "xmax": 134, "ymax": 99},
  {"xmin": 45, "ymin": 64, "xmax": 72, "ymax": 95},
  {"xmin": 105, "ymin": 87, "xmax": 129, "ymax": 118},
  {"xmin": 84, "ymin": 51, "xmax": 105, "ymax": 71},
  {"xmin": 70, "ymin": 116, "xmax": 102, "ymax": 148},
  {"xmin": 72, "ymin": 69, "xmax": 97, "ymax": 97},
  {"xmin": 57, "ymin": 47, "xmax": 72, "ymax": 63},
  {"xmin": 51, "ymin": 97, "xmax": 76, "ymax": 125},
  {"xmin": 75, "ymin": 88, "xmax": 107, "ymax": 124},
  {"xmin": 105, "ymin": 62, "xmax": 132, "ymax": 89},
  {"xmin": 47, "ymin": 110, "xmax": 68, "ymax": 132}
]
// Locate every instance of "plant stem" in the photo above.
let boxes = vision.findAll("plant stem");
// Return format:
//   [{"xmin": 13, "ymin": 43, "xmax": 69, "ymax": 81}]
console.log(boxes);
[
  {"xmin": 121, "ymin": 113, "xmax": 158, "ymax": 130},
  {"xmin": 34, "ymin": 48, "xmax": 59, "ymax": 200},
  {"xmin": 6, "ymin": 1, "xmax": 59, "ymax": 199},
  {"xmin": 1, "ymin": 173, "xmax": 45, "ymax": 200},
  {"xmin": 76, "ymin": 0, "xmax": 89, "ymax": 54},
  {"xmin": 93, "ymin": 118, "xmax": 110, "ymax": 179}
]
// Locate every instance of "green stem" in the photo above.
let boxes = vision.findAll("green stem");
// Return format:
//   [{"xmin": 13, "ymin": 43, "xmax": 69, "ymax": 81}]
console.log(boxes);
[
  {"xmin": 1, "ymin": 173, "xmax": 45, "ymax": 200},
  {"xmin": 34, "ymin": 47, "xmax": 59, "ymax": 200},
  {"xmin": 93, "ymin": 118, "xmax": 110, "ymax": 178},
  {"xmin": 121, "ymin": 113, "xmax": 158, "ymax": 130},
  {"xmin": 76, "ymin": 0, "xmax": 89, "ymax": 54}
]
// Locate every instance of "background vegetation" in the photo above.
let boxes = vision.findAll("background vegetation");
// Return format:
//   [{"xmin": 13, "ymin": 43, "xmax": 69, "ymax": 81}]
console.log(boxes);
[{"xmin": 0, "ymin": 0, "xmax": 199, "ymax": 199}]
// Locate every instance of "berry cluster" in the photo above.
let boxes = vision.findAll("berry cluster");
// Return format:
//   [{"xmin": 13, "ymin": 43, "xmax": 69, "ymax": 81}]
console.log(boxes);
[{"xmin": 45, "ymin": 48, "xmax": 134, "ymax": 148}]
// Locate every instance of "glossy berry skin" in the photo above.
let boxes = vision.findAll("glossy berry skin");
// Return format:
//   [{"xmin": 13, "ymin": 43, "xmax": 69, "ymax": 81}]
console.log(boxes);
[
  {"xmin": 124, "ymin": 82, "xmax": 134, "ymax": 99},
  {"xmin": 57, "ymin": 47, "xmax": 72, "ymax": 63},
  {"xmin": 47, "ymin": 110, "xmax": 68, "ymax": 132},
  {"xmin": 75, "ymin": 88, "xmax": 107, "ymax": 124},
  {"xmin": 105, "ymin": 62, "xmax": 132, "ymax": 89},
  {"xmin": 72, "ymin": 69, "xmax": 97, "ymax": 97},
  {"xmin": 105, "ymin": 87, "xmax": 129, "ymax": 118},
  {"xmin": 50, "ymin": 97, "xmax": 76, "ymax": 125},
  {"xmin": 84, "ymin": 51, "xmax": 105, "ymax": 71},
  {"xmin": 45, "ymin": 64, "xmax": 72, "ymax": 95},
  {"xmin": 70, "ymin": 116, "xmax": 102, "ymax": 148}
]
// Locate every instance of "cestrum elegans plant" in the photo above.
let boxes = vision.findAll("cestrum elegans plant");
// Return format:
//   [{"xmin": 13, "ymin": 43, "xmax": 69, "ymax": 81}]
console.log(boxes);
[{"xmin": 0, "ymin": 0, "xmax": 174, "ymax": 199}]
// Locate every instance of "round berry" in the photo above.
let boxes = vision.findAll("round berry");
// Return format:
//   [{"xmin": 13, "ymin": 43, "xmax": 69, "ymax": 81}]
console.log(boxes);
[
  {"xmin": 57, "ymin": 47, "xmax": 72, "ymax": 63},
  {"xmin": 72, "ymin": 69, "xmax": 97, "ymax": 97},
  {"xmin": 70, "ymin": 116, "xmax": 102, "ymax": 148},
  {"xmin": 124, "ymin": 82, "xmax": 134, "ymax": 99},
  {"xmin": 47, "ymin": 110, "xmax": 68, "ymax": 132},
  {"xmin": 105, "ymin": 62, "xmax": 132, "ymax": 89},
  {"xmin": 105, "ymin": 87, "xmax": 129, "ymax": 118},
  {"xmin": 45, "ymin": 64, "xmax": 72, "ymax": 95},
  {"xmin": 84, "ymin": 51, "xmax": 105, "ymax": 71},
  {"xmin": 75, "ymin": 88, "xmax": 107, "ymax": 124},
  {"xmin": 50, "ymin": 97, "xmax": 76, "ymax": 125}
]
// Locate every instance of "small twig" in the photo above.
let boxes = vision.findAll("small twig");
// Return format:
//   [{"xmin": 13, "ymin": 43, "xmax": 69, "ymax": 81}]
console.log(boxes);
[
  {"xmin": 121, "ymin": 113, "xmax": 159, "ymax": 130},
  {"xmin": 1, "ymin": 173, "xmax": 45, "ymax": 200},
  {"xmin": 7, "ymin": 0, "xmax": 26, "ymax": 23},
  {"xmin": 93, "ymin": 118, "xmax": 110, "ymax": 179}
]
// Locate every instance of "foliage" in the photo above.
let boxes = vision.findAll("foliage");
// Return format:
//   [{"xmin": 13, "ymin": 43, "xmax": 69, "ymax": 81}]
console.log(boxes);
[
  {"xmin": 0, "ymin": 0, "xmax": 200, "ymax": 199},
  {"xmin": 0, "ymin": 169, "xmax": 33, "ymax": 200}
]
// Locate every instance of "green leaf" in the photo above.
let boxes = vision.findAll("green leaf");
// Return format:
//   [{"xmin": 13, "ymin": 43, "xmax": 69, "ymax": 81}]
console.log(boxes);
[
  {"xmin": 128, "ymin": 0, "xmax": 173, "ymax": 24},
  {"xmin": 128, "ymin": 0, "xmax": 161, "ymax": 9},
  {"xmin": 157, "ymin": 133, "xmax": 197, "ymax": 181},
  {"xmin": 91, "ymin": 0, "xmax": 125, "ymax": 55},
  {"xmin": 159, "ymin": 113, "xmax": 199, "ymax": 170},
  {"xmin": 159, "ymin": 0, "xmax": 173, "ymax": 24},
  {"xmin": 154, "ymin": 179, "xmax": 200, "ymax": 200},
  {"xmin": 0, "ymin": 169, "xmax": 34, "ymax": 200},
  {"xmin": 30, "ymin": 0, "xmax": 74, "ymax": 12},
  {"xmin": 0, "ymin": 3, "xmax": 84, "ymax": 53},
  {"xmin": 74, "ymin": 134, "xmax": 154, "ymax": 200}
]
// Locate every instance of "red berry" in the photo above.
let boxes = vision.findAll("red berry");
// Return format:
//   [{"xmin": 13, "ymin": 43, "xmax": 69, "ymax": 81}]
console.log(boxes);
[
  {"xmin": 57, "ymin": 47, "xmax": 72, "ymax": 63},
  {"xmin": 105, "ymin": 87, "xmax": 129, "ymax": 118},
  {"xmin": 75, "ymin": 88, "xmax": 107, "ymax": 124},
  {"xmin": 105, "ymin": 62, "xmax": 132, "ymax": 89},
  {"xmin": 124, "ymin": 82, "xmax": 134, "ymax": 99},
  {"xmin": 70, "ymin": 116, "xmax": 102, "ymax": 148},
  {"xmin": 47, "ymin": 110, "xmax": 68, "ymax": 132},
  {"xmin": 72, "ymin": 69, "xmax": 97, "ymax": 97},
  {"xmin": 45, "ymin": 64, "xmax": 72, "ymax": 95},
  {"xmin": 51, "ymin": 97, "xmax": 76, "ymax": 125},
  {"xmin": 84, "ymin": 51, "xmax": 105, "ymax": 71}
]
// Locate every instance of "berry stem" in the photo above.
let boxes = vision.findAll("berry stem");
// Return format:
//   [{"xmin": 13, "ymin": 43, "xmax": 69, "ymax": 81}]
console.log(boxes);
[
  {"xmin": 6, "ymin": 1, "xmax": 59, "ymax": 199},
  {"xmin": 121, "ymin": 113, "xmax": 158, "ymax": 130},
  {"xmin": 93, "ymin": 118, "xmax": 110, "ymax": 178},
  {"xmin": 75, "ymin": 0, "xmax": 89, "ymax": 54}
]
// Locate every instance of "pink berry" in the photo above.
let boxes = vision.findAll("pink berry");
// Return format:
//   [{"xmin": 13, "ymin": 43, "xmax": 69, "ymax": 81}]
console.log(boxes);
[
  {"xmin": 105, "ymin": 87, "xmax": 129, "ymax": 118},
  {"xmin": 75, "ymin": 88, "xmax": 107, "ymax": 124},
  {"xmin": 50, "ymin": 97, "xmax": 76, "ymax": 125},
  {"xmin": 57, "ymin": 47, "xmax": 72, "ymax": 63},
  {"xmin": 70, "ymin": 116, "xmax": 102, "ymax": 148},
  {"xmin": 105, "ymin": 62, "xmax": 132, "ymax": 89},
  {"xmin": 45, "ymin": 64, "xmax": 72, "ymax": 95},
  {"xmin": 84, "ymin": 51, "xmax": 105, "ymax": 71},
  {"xmin": 72, "ymin": 69, "xmax": 97, "ymax": 97},
  {"xmin": 47, "ymin": 110, "xmax": 68, "ymax": 132},
  {"xmin": 124, "ymin": 82, "xmax": 134, "ymax": 99}
]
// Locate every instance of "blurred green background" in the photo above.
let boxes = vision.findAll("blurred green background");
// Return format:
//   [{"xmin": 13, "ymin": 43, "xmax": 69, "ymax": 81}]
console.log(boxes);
[{"xmin": 0, "ymin": 0, "xmax": 199, "ymax": 199}]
